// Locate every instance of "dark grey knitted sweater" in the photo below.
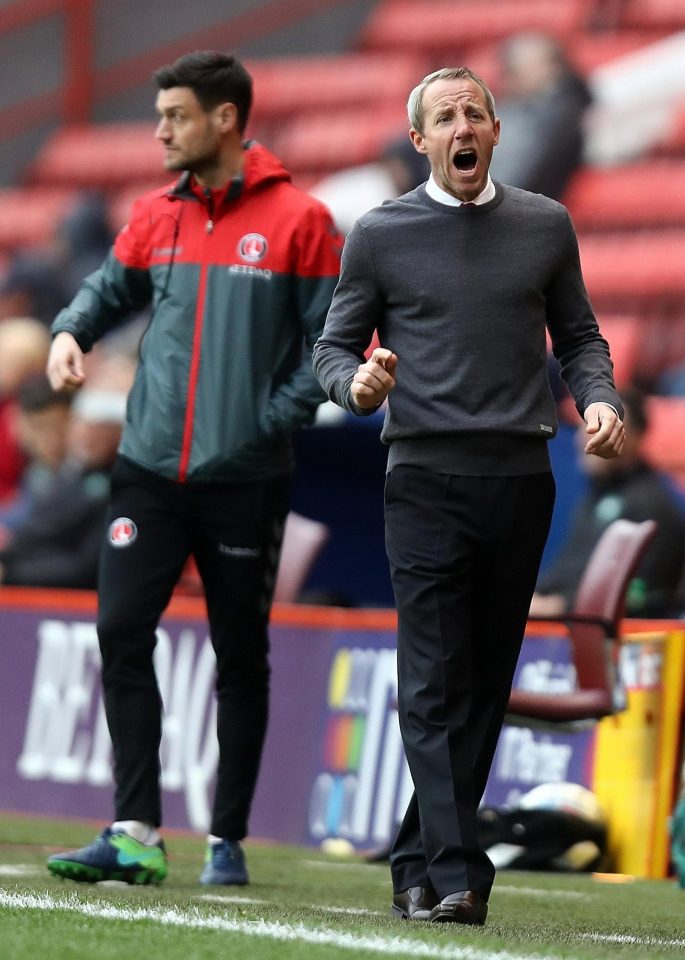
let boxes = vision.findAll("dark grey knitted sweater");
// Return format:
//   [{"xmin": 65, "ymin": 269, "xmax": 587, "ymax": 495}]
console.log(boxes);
[{"xmin": 313, "ymin": 181, "xmax": 623, "ymax": 476}]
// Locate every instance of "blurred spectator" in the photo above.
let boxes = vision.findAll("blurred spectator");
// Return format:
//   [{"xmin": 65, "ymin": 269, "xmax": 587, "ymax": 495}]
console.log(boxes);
[
  {"xmin": 0, "ymin": 378, "xmax": 129, "ymax": 590},
  {"xmin": 54, "ymin": 191, "xmax": 115, "ymax": 301},
  {"xmin": 489, "ymin": 32, "xmax": 592, "ymax": 200},
  {"xmin": 0, "ymin": 253, "xmax": 68, "ymax": 326},
  {"xmin": 310, "ymin": 134, "xmax": 429, "ymax": 234},
  {"xmin": 0, "ymin": 317, "xmax": 51, "ymax": 504},
  {"xmin": 0, "ymin": 376, "xmax": 72, "ymax": 542},
  {"xmin": 530, "ymin": 387, "xmax": 685, "ymax": 619},
  {"xmin": 0, "ymin": 191, "xmax": 114, "ymax": 325}
]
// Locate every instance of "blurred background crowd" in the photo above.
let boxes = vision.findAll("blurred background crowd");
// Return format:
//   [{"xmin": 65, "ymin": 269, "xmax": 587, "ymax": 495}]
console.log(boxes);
[{"xmin": 1, "ymin": 0, "xmax": 685, "ymax": 611}]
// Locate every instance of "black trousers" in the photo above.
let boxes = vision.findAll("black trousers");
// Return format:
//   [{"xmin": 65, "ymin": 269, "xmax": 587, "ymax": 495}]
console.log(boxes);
[
  {"xmin": 384, "ymin": 465, "xmax": 555, "ymax": 899},
  {"xmin": 96, "ymin": 456, "xmax": 290, "ymax": 839}
]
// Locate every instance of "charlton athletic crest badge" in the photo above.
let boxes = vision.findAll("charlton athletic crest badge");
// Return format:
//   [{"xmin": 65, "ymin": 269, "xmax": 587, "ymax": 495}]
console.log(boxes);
[
  {"xmin": 108, "ymin": 517, "xmax": 138, "ymax": 548},
  {"xmin": 238, "ymin": 233, "xmax": 268, "ymax": 262}
]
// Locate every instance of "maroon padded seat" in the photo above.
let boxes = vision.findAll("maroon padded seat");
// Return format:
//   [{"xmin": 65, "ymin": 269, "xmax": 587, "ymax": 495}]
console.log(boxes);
[{"xmin": 507, "ymin": 519, "xmax": 658, "ymax": 726}]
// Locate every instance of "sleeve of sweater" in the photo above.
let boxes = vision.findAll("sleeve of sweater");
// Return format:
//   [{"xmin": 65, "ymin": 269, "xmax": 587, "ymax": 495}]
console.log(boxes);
[
  {"xmin": 312, "ymin": 223, "xmax": 385, "ymax": 415},
  {"xmin": 545, "ymin": 208, "xmax": 624, "ymax": 422}
]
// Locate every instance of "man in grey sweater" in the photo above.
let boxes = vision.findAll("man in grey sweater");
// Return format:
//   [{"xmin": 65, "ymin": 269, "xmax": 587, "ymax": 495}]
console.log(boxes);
[{"xmin": 313, "ymin": 67, "xmax": 624, "ymax": 926}]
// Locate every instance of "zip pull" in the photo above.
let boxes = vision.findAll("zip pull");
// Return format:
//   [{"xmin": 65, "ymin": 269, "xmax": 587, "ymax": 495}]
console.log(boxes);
[{"xmin": 203, "ymin": 187, "xmax": 214, "ymax": 234}]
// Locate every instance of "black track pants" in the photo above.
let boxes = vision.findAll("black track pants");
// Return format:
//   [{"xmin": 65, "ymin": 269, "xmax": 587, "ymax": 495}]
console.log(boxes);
[{"xmin": 96, "ymin": 456, "xmax": 290, "ymax": 838}]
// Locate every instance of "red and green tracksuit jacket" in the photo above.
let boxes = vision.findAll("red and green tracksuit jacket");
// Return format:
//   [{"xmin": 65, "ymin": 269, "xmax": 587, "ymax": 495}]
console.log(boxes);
[{"xmin": 51, "ymin": 142, "xmax": 342, "ymax": 483}]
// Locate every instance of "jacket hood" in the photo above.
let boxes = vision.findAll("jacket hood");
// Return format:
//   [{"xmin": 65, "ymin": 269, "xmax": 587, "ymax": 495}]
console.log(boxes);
[{"xmin": 242, "ymin": 140, "xmax": 292, "ymax": 190}]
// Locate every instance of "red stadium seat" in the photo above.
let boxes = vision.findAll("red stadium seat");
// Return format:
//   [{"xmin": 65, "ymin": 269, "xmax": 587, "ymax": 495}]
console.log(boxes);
[
  {"xmin": 272, "ymin": 106, "xmax": 408, "ymax": 174},
  {"xmin": 359, "ymin": 0, "xmax": 591, "ymax": 57},
  {"xmin": 0, "ymin": 187, "xmax": 78, "ymax": 251},
  {"xmin": 652, "ymin": 103, "xmax": 685, "ymax": 157},
  {"xmin": 26, "ymin": 124, "xmax": 169, "ymax": 190},
  {"xmin": 641, "ymin": 397, "xmax": 685, "ymax": 481},
  {"xmin": 563, "ymin": 28, "xmax": 671, "ymax": 72},
  {"xmin": 564, "ymin": 160, "xmax": 685, "ymax": 230},
  {"xmin": 621, "ymin": 0, "xmax": 685, "ymax": 29},
  {"xmin": 247, "ymin": 53, "xmax": 428, "ymax": 124},
  {"xmin": 578, "ymin": 230, "xmax": 685, "ymax": 304},
  {"xmin": 596, "ymin": 315, "xmax": 642, "ymax": 388}
]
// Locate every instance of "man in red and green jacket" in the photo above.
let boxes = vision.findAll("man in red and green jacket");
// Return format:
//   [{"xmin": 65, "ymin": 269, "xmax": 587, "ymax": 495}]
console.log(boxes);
[{"xmin": 46, "ymin": 50, "xmax": 341, "ymax": 889}]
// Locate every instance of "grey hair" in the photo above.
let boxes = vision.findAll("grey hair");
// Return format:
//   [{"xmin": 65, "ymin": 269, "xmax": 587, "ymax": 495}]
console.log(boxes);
[{"xmin": 407, "ymin": 67, "xmax": 497, "ymax": 133}]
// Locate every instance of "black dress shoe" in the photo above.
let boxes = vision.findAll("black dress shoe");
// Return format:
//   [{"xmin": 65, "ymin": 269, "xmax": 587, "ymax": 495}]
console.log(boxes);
[
  {"xmin": 428, "ymin": 890, "xmax": 488, "ymax": 925},
  {"xmin": 391, "ymin": 885, "xmax": 439, "ymax": 920}
]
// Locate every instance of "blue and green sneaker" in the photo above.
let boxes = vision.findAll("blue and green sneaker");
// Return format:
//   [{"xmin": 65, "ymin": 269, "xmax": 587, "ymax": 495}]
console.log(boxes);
[
  {"xmin": 671, "ymin": 796, "xmax": 685, "ymax": 889},
  {"xmin": 199, "ymin": 839, "xmax": 248, "ymax": 885},
  {"xmin": 47, "ymin": 827, "xmax": 167, "ymax": 885}
]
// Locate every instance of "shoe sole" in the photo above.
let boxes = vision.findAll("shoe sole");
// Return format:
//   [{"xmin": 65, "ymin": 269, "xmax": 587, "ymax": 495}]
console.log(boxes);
[
  {"xmin": 47, "ymin": 859, "xmax": 166, "ymax": 885},
  {"xmin": 198, "ymin": 874, "xmax": 248, "ymax": 886},
  {"xmin": 429, "ymin": 907, "xmax": 487, "ymax": 925},
  {"xmin": 390, "ymin": 904, "xmax": 431, "ymax": 921}
]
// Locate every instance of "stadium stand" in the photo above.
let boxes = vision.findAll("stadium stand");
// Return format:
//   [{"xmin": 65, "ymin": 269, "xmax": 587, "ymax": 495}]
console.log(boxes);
[
  {"xmin": 247, "ymin": 52, "xmax": 427, "ymax": 123},
  {"xmin": 25, "ymin": 124, "xmax": 168, "ymax": 191},
  {"xmin": 595, "ymin": 316, "xmax": 642, "ymax": 389},
  {"xmin": 0, "ymin": 187, "xmax": 77, "ymax": 252},
  {"xmin": 358, "ymin": 0, "xmax": 592, "ymax": 57},
  {"xmin": 620, "ymin": 0, "xmax": 685, "ymax": 30},
  {"xmin": 564, "ymin": 160, "xmax": 685, "ymax": 230},
  {"xmin": 0, "ymin": 0, "xmax": 684, "ymax": 504}
]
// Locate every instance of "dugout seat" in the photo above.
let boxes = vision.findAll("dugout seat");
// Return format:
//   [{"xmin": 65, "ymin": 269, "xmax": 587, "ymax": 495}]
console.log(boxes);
[
  {"xmin": 174, "ymin": 511, "xmax": 330, "ymax": 604},
  {"xmin": 506, "ymin": 518, "xmax": 658, "ymax": 728},
  {"xmin": 273, "ymin": 512, "xmax": 330, "ymax": 603}
]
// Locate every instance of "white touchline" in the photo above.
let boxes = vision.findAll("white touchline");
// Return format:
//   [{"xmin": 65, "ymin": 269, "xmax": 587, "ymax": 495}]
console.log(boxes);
[
  {"xmin": 581, "ymin": 932, "xmax": 685, "ymax": 949},
  {"xmin": 197, "ymin": 894, "xmax": 269, "ymax": 905},
  {"xmin": 495, "ymin": 886, "xmax": 590, "ymax": 900},
  {"xmin": 0, "ymin": 888, "xmax": 573, "ymax": 960},
  {"xmin": 197, "ymin": 893, "xmax": 382, "ymax": 916}
]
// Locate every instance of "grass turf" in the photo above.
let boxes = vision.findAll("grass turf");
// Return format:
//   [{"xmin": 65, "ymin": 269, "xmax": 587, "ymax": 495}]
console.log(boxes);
[{"xmin": 1, "ymin": 812, "xmax": 684, "ymax": 960}]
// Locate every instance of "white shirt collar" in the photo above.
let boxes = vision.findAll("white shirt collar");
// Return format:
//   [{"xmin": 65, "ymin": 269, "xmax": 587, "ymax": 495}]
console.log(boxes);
[{"xmin": 425, "ymin": 173, "xmax": 495, "ymax": 206}]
